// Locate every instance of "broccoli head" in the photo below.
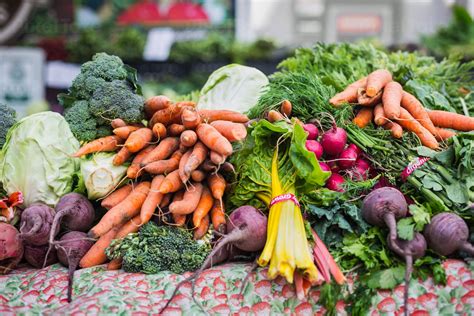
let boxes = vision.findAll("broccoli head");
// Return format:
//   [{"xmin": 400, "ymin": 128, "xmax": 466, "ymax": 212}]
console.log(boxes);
[
  {"xmin": 106, "ymin": 223, "xmax": 211, "ymax": 274},
  {"xmin": 64, "ymin": 100, "xmax": 98, "ymax": 142},
  {"xmin": 0, "ymin": 103, "xmax": 17, "ymax": 148},
  {"xmin": 79, "ymin": 52, "xmax": 128, "ymax": 82}
]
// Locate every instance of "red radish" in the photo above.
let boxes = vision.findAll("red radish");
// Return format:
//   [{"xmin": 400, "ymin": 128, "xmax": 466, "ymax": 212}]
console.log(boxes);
[
  {"xmin": 306, "ymin": 140, "xmax": 323, "ymax": 159},
  {"xmin": 327, "ymin": 161, "xmax": 340, "ymax": 173},
  {"xmin": 24, "ymin": 244, "xmax": 58, "ymax": 268},
  {"xmin": 321, "ymin": 125, "xmax": 347, "ymax": 156},
  {"xmin": 326, "ymin": 174, "xmax": 345, "ymax": 192},
  {"xmin": 303, "ymin": 124, "xmax": 319, "ymax": 140},
  {"xmin": 347, "ymin": 144, "xmax": 362, "ymax": 157},
  {"xmin": 0, "ymin": 223, "xmax": 23, "ymax": 274},
  {"xmin": 351, "ymin": 158, "xmax": 371, "ymax": 180},
  {"xmin": 20, "ymin": 204, "xmax": 54, "ymax": 246},
  {"xmin": 319, "ymin": 162, "xmax": 331, "ymax": 172},
  {"xmin": 337, "ymin": 148, "xmax": 358, "ymax": 169}
]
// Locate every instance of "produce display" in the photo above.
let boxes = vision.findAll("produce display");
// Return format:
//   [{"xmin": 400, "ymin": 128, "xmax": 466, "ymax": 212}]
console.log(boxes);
[{"xmin": 1, "ymin": 42, "xmax": 474, "ymax": 314}]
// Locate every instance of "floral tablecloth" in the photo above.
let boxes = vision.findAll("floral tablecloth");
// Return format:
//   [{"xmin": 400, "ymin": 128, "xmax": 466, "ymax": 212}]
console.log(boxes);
[{"xmin": 0, "ymin": 260, "xmax": 473, "ymax": 315}]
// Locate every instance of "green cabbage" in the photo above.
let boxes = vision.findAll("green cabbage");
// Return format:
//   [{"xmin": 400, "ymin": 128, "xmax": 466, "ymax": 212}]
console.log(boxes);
[
  {"xmin": 80, "ymin": 153, "xmax": 128, "ymax": 200},
  {"xmin": 0, "ymin": 112, "xmax": 80, "ymax": 207}
]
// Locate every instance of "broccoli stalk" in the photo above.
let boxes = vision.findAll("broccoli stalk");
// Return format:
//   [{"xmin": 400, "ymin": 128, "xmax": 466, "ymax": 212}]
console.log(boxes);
[{"xmin": 0, "ymin": 103, "xmax": 17, "ymax": 148}]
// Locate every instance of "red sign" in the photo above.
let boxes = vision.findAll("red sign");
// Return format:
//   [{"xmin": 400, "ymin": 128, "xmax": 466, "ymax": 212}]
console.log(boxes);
[{"xmin": 337, "ymin": 14, "xmax": 382, "ymax": 34}]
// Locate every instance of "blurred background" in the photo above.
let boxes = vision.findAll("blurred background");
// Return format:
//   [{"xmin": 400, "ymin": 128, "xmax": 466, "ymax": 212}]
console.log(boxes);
[{"xmin": 0, "ymin": 0, "xmax": 473, "ymax": 116}]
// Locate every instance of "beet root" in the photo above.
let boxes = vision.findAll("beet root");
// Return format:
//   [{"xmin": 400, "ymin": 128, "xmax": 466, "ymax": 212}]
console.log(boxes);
[
  {"xmin": 20, "ymin": 204, "xmax": 54, "ymax": 246},
  {"xmin": 424, "ymin": 212, "xmax": 474, "ymax": 256},
  {"xmin": 0, "ymin": 223, "xmax": 23, "ymax": 274},
  {"xmin": 24, "ymin": 243, "xmax": 58, "ymax": 268}
]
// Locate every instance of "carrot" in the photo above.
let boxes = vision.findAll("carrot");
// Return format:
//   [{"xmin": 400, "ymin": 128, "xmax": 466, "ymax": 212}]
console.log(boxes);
[
  {"xmin": 192, "ymin": 186, "xmax": 213, "ymax": 228},
  {"xmin": 113, "ymin": 147, "xmax": 132, "ymax": 166},
  {"xmin": 159, "ymin": 170, "xmax": 184, "ymax": 194},
  {"xmin": 73, "ymin": 135, "xmax": 123, "ymax": 157},
  {"xmin": 210, "ymin": 200, "xmax": 226, "ymax": 234},
  {"xmin": 373, "ymin": 103, "xmax": 387, "ymax": 126},
  {"xmin": 193, "ymin": 214, "xmax": 210, "ymax": 240},
  {"xmin": 183, "ymin": 142, "xmax": 209, "ymax": 180},
  {"xmin": 113, "ymin": 126, "xmax": 140, "ymax": 140},
  {"xmin": 111, "ymin": 118, "xmax": 127, "ymax": 129},
  {"xmin": 280, "ymin": 100, "xmax": 292, "ymax": 116},
  {"xmin": 357, "ymin": 88, "xmax": 382, "ymax": 106},
  {"xmin": 381, "ymin": 82, "xmax": 403, "ymax": 119},
  {"xmin": 88, "ymin": 182, "xmax": 151, "ymax": 238},
  {"xmin": 127, "ymin": 145, "xmax": 156, "ymax": 179},
  {"xmin": 107, "ymin": 258, "xmax": 122, "ymax": 270},
  {"xmin": 428, "ymin": 110, "xmax": 474, "ymax": 132},
  {"xmin": 169, "ymin": 182, "xmax": 203, "ymax": 215},
  {"xmin": 79, "ymin": 227, "xmax": 118, "ymax": 268},
  {"xmin": 200, "ymin": 160, "xmax": 218, "ymax": 173},
  {"xmin": 125, "ymin": 128, "xmax": 153, "ymax": 153},
  {"xmin": 383, "ymin": 121, "xmax": 403, "ymax": 139},
  {"xmin": 160, "ymin": 193, "xmax": 173, "ymax": 208},
  {"xmin": 366, "ymin": 69, "xmax": 392, "ymax": 97},
  {"xmin": 196, "ymin": 124, "xmax": 233, "ymax": 157},
  {"xmin": 150, "ymin": 102, "xmax": 195, "ymax": 127},
  {"xmin": 139, "ymin": 176, "xmax": 165, "ymax": 224},
  {"xmin": 198, "ymin": 109, "xmax": 249, "ymax": 123},
  {"xmin": 401, "ymin": 92, "xmax": 437, "ymax": 134},
  {"xmin": 208, "ymin": 173, "xmax": 226, "ymax": 205},
  {"xmin": 396, "ymin": 108, "xmax": 439, "ymax": 149},
  {"xmin": 267, "ymin": 110, "xmax": 285, "ymax": 122},
  {"xmin": 191, "ymin": 170, "xmax": 206, "ymax": 182},
  {"xmin": 144, "ymin": 150, "xmax": 183, "ymax": 175},
  {"xmin": 210, "ymin": 151, "xmax": 226, "ymax": 165},
  {"xmin": 141, "ymin": 137, "xmax": 180, "ymax": 165},
  {"xmin": 434, "ymin": 127, "xmax": 456, "ymax": 141},
  {"xmin": 101, "ymin": 184, "xmax": 133, "ymax": 210},
  {"xmin": 167, "ymin": 124, "xmax": 185, "ymax": 136},
  {"xmin": 329, "ymin": 77, "xmax": 367, "ymax": 106},
  {"xmin": 152, "ymin": 123, "xmax": 167, "ymax": 139},
  {"xmin": 180, "ymin": 130, "xmax": 198, "ymax": 147},
  {"xmin": 209, "ymin": 121, "xmax": 247, "ymax": 142},
  {"xmin": 145, "ymin": 95, "xmax": 171, "ymax": 118},
  {"xmin": 179, "ymin": 149, "xmax": 193, "ymax": 183},
  {"xmin": 181, "ymin": 109, "xmax": 202, "ymax": 130},
  {"xmin": 353, "ymin": 107, "xmax": 373, "ymax": 128},
  {"xmin": 115, "ymin": 215, "xmax": 142, "ymax": 239},
  {"xmin": 172, "ymin": 213, "xmax": 186, "ymax": 227}
]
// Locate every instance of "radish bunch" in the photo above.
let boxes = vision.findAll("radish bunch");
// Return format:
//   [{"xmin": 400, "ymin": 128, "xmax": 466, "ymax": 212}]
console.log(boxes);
[{"xmin": 303, "ymin": 122, "xmax": 373, "ymax": 192}]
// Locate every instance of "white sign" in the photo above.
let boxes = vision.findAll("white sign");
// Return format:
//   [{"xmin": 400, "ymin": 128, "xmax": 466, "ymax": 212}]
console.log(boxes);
[
  {"xmin": 0, "ymin": 47, "xmax": 44, "ymax": 116},
  {"xmin": 144, "ymin": 28, "xmax": 176, "ymax": 62},
  {"xmin": 46, "ymin": 61, "xmax": 81, "ymax": 89}
]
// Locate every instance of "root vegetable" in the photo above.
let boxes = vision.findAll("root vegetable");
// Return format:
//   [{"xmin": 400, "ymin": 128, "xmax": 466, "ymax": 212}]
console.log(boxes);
[
  {"xmin": 305, "ymin": 140, "xmax": 323, "ymax": 159},
  {"xmin": 152, "ymin": 123, "xmax": 167, "ymax": 139},
  {"xmin": 198, "ymin": 109, "xmax": 249, "ymax": 123},
  {"xmin": 101, "ymin": 184, "xmax": 133, "ymax": 210},
  {"xmin": 111, "ymin": 119, "xmax": 127, "ymax": 129},
  {"xmin": 196, "ymin": 124, "xmax": 233, "ymax": 157},
  {"xmin": 326, "ymin": 174, "xmax": 345, "ymax": 192},
  {"xmin": 181, "ymin": 109, "xmax": 202, "ymax": 130},
  {"xmin": 330, "ymin": 77, "xmax": 367, "ymax": 106},
  {"xmin": 374, "ymin": 103, "xmax": 387, "ymax": 126},
  {"xmin": 167, "ymin": 124, "xmax": 185, "ymax": 136},
  {"xmin": 209, "ymin": 121, "xmax": 247, "ymax": 142},
  {"xmin": 280, "ymin": 100, "xmax": 292, "ymax": 116},
  {"xmin": 321, "ymin": 124, "xmax": 347, "ymax": 156},
  {"xmin": 125, "ymin": 128, "xmax": 153, "ymax": 153},
  {"xmin": 145, "ymin": 95, "xmax": 171, "ymax": 117},
  {"xmin": 113, "ymin": 126, "xmax": 140, "ymax": 140},
  {"xmin": 357, "ymin": 88, "xmax": 382, "ymax": 106},
  {"xmin": 169, "ymin": 182, "xmax": 203, "ymax": 215},
  {"xmin": 180, "ymin": 130, "xmax": 198, "ymax": 147},
  {"xmin": 337, "ymin": 148, "xmax": 358, "ymax": 169},
  {"xmin": 319, "ymin": 162, "xmax": 331, "ymax": 172},
  {"xmin": 20, "ymin": 204, "xmax": 54, "ymax": 246},
  {"xmin": 191, "ymin": 170, "xmax": 206, "ymax": 182},
  {"xmin": 183, "ymin": 142, "xmax": 209, "ymax": 181},
  {"xmin": 267, "ymin": 110, "xmax": 285, "ymax": 122},
  {"xmin": 0, "ymin": 223, "xmax": 23, "ymax": 274},
  {"xmin": 159, "ymin": 170, "xmax": 184, "ymax": 194},
  {"xmin": 353, "ymin": 107, "xmax": 373, "ymax": 128},
  {"xmin": 366, "ymin": 69, "xmax": 392, "ymax": 97},
  {"xmin": 210, "ymin": 151, "xmax": 226, "ymax": 165},
  {"xmin": 141, "ymin": 137, "xmax": 180, "ymax": 166},
  {"xmin": 127, "ymin": 145, "xmax": 156, "ymax": 179},
  {"xmin": 428, "ymin": 110, "xmax": 474, "ymax": 132},
  {"xmin": 73, "ymin": 136, "xmax": 123, "ymax": 157},
  {"xmin": 303, "ymin": 123, "xmax": 319, "ymax": 140},
  {"xmin": 383, "ymin": 121, "xmax": 404, "ymax": 138},
  {"xmin": 383, "ymin": 82, "xmax": 403, "ymax": 119},
  {"xmin": 24, "ymin": 243, "xmax": 58, "ymax": 268}
]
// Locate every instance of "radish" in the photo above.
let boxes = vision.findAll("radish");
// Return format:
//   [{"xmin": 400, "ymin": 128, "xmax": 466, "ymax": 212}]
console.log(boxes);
[
  {"xmin": 361, "ymin": 187, "xmax": 408, "ymax": 254},
  {"xmin": 303, "ymin": 124, "xmax": 319, "ymax": 140},
  {"xmin": 20, "ymin": 204, "xmax": 54, "ymax": 246},
  {"xmin": 423, "ymin": 212, "xmax": 474, "ymax": 256},
  {"xmin": 56, "ymin": 231, "xmax": 94, "ymax": 302},
  {"xmin": 24, "ymin": 244, "xmax": 58, "ymax": 268},
  {"xmin": 327, "ymin": 161, "xmax": 340, "ymax": 173},
  {"xmin": 0, "ymin": 223, "xmax": 23, "ymax": 274},
  {"xmin": 351, "ymin": 158, "xmax": 371, "ymax": 181},
  {"xmin": 321, "ymin": 125, "xmax": 347, "ymax": 156},
  {"xmin": 337, "ymin": 148, "xmax": 358, "ymax": 169},
  {"xmin": 319, "ymin": 162, "xmax": 331, "ymax": 172},
  {"xmin": 388, "ymin": 233, "xmax": 427, "ymax": 315},
  {"xmin": 326, "ymin": 174, "xmax": 345, "ymax": 192},
  {"xmin": 306, "ymin": 140, "xmax": 323, "ymax": 159},
  {"xmin": 347, "ymin": 144, "xmax": 362, "ymax": 157}
]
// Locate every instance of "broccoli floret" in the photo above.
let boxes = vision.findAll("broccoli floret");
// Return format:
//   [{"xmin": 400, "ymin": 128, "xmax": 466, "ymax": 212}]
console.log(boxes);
[
  {"xmin": 106, "ymin": 223, "xmax": 211, "ymax": 274},
  {"xmin": 64, "ymin": 101, "xmax": 98, "ymax": 142},
  {"xmin": 70, "ymin": 74, "xmax": 108, "ymax": 100},
  {"xmin": 0, "ymin": 103, "xmax": 17, "ymax": 148},
  {"xmin": 89, "ymin": 80, "xmax": 144, "ymax": 123},
  {"xmin": 79, "ymin": 52, "xmax": 128, "ymax": 82}
]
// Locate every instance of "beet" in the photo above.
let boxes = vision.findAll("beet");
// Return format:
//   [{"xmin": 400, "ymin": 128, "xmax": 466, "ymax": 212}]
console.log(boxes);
[
  {"xmin": 303, "ymin": 124, "xmax": 319, "ymax": 140},
  {"xmin": 362, "ymin": 187, "xmax": 408, "ymax": 254},
  {"xmin": 321, "ymin": 125, "xmax": 347, "ymax": 156},
  {"xmin": 56, "ymin": 231, "xmax": 94, "ymax": 302},
  {"xmin": 326, "ymin": 174, "xmax": 345, "ymax": 192},
  {"xmin": 0, "ymin": 223, "xmax": 23, "ymax": 274},
  {"xmin": 424, "ymin": 212, "xmax": 474, "ymax": 256},
  {"xmin": 20, "ymin": 204, "xmax": 54, "ymax": 246},
  {"xmin": 24, "ymin": 243, "xmax": 58, "ymax": 268},
  {"xmin": 306, "ymin": 140, "xmax": 323, "ymax": 159},
  {"xmin": 337, "ymin": 148, "xmax": 358, "ymax": 169}
]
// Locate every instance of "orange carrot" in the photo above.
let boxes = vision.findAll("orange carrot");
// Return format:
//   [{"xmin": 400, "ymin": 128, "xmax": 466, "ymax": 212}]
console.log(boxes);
[
  {"xmin": 428, "ymin": 110, "xmax": 474, "ymax": 132},
  {"xmin": 183, "ymin": 141, "xmax": 209, "ymax": 180},
  {"xmin": 196, "ymin": 124, "xmax": 233, "ymax": 157},
  {"xmin": 167, "ymin": 124, "xmax": 185, "ymax": 136},
  {"xmin": 434, "ymin": 127, "xmax": 456, "ymax": 141},
  {"xmin": 209, "ymin": 121, "xmax": 247, "ymax": 142},
  {"xmin": 381, "ymin": 82, "xmax": 403, "ymax": 119},
  {"xmin": 191, "ymin": 170, "xmax": 206, "ymax": 182},
  {"xmin": 113, "ymin": 126, "xmax": 140, "ymax": 140},
  {"xmin": 125, "ymin": 128, "xmax": 153, "ymax": 153},
  {"xmin": 357, "ymin": 88, "xmax": 382, "ymax": 106},
  {"xmin": 152, "ymin": 123, "xmax": 167, "ymax": 139},
  {"xmin": 267, "ymin": 110, "xmax": 284, "ymax": 122},
  {"xmin": 366, "ymin": 69, "xmax": 392, "ymax": 97},
  {"xmin": 107, "ymin": 258, "xmax": 122, "ymax": 270},
  {"xmin": 73, "ymin": 135, "xmax": 123, "ymax": 157},
  {"xmin": 353, "ymin": 108, "xmax": 373, "ymax": 128},
  {"xmin": 141, "ymin": 137, "xmax": 180, "ymax": 165},
  {"xmin": 144, "ymin": 150, "xmax": 183, "ymax": 174},
  {"xmin": 140, "ymin": 175, "xmax": 165, "ymax": 224},
  {"xmin": 208, "ymin": 173, "xmax": 226, "ymax": 205},
  {"xmin": 79, "ymin": 227, "xmax": 118, "ymax": 268},
  {"xmin": 193, "ymin": 214, "xmax": 210, "ymax": 240},
  {"xmin": 198, "ymin": 109, "xmax": 249, "ymax": 123},
  {"xmin": 200, "ymin": 160, "xmax": 218, "ymax": 173},
  {"xmin": 169, "ymin": 182, "xmax": 203, "ymax": 215},
  {"xmin": 159, "ymin": 170, "xmax": 184, "ymax": 194},
  {"xmin": 127, "ymin": 145, "xmax": 156, "ymax": 179},
  {"xmin": 373, "ymin": 103, "xmax": 387, "ymax": 126},
  {"xmin": 113, "ymin": 147, "xmax": 132, "ymax": 166},
  {"xmin": 101, "ymin": 184, "xmax": 133, "ymax": 210},
  {"xmin": 172, "ymin": 213, "xmax": 186, "ymax": 227},
  {"xmin": 192, "ymin": 186, "xmax": 213, "ymax": 228},
  {"xmin": 111, "ymin": 118, "xmax": 127, "ymax": 129},
  {"xmin": 179, "ymin": 149, "xmax": 193, "ymax": 183},
  {"xmin": 115, "ymin": 215, "xmax": 142, "ymax": 239},
  {"xmin": 210, "ymin": 151, "xmax": 226, "ymax": 165},
  {"xmin": 383, "ymin": 121, "xmax": 403, "ymax": 139},
  {"xmin": 280, "ymin": 100, "xmax": 292, "ymax": 116},
  {"xmin": 181, "ymin": 109, "xmax": 202, "ymax": 130},
  {"xmin": 180, "ymin": 130, "xmax": 198, "ymax": 147},
  {"xmin": 160, "ymin": 193, "xmax": 173, "ymax": 208},
  {"xmin": 150, "ymin": 102, "xmax": 195, "ymax": 127},
  {"xmin": 397, "ymin": 108, "xmax": 439, "ymax": 149},
  {"xmin": 401, "ymin": 92, "xmax": 437, "ymax": 135},
  {"xmin": 89, "ymin": 182, "xmax": 151, "ymax": 238},
  {"xmin": 145, "ymin": 95, "xmax": 171, "ymax": 118},
  {"xmin": 210, "ymin": 200, "xmax": 226, "ymax": 234},
  {"xmin": 329, "ymin": 77, "xmax": 367, "ymax": 106}
]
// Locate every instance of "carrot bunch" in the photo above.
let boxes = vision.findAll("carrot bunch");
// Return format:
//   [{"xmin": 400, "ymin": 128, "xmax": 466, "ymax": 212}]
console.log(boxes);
[
  {"xmin": 75, "ymin": 95, "xmax": 249, "ymax": 269},
  {"xmin": 330, "ymin": 69, "xmax": 474, "ymax": 150}
]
